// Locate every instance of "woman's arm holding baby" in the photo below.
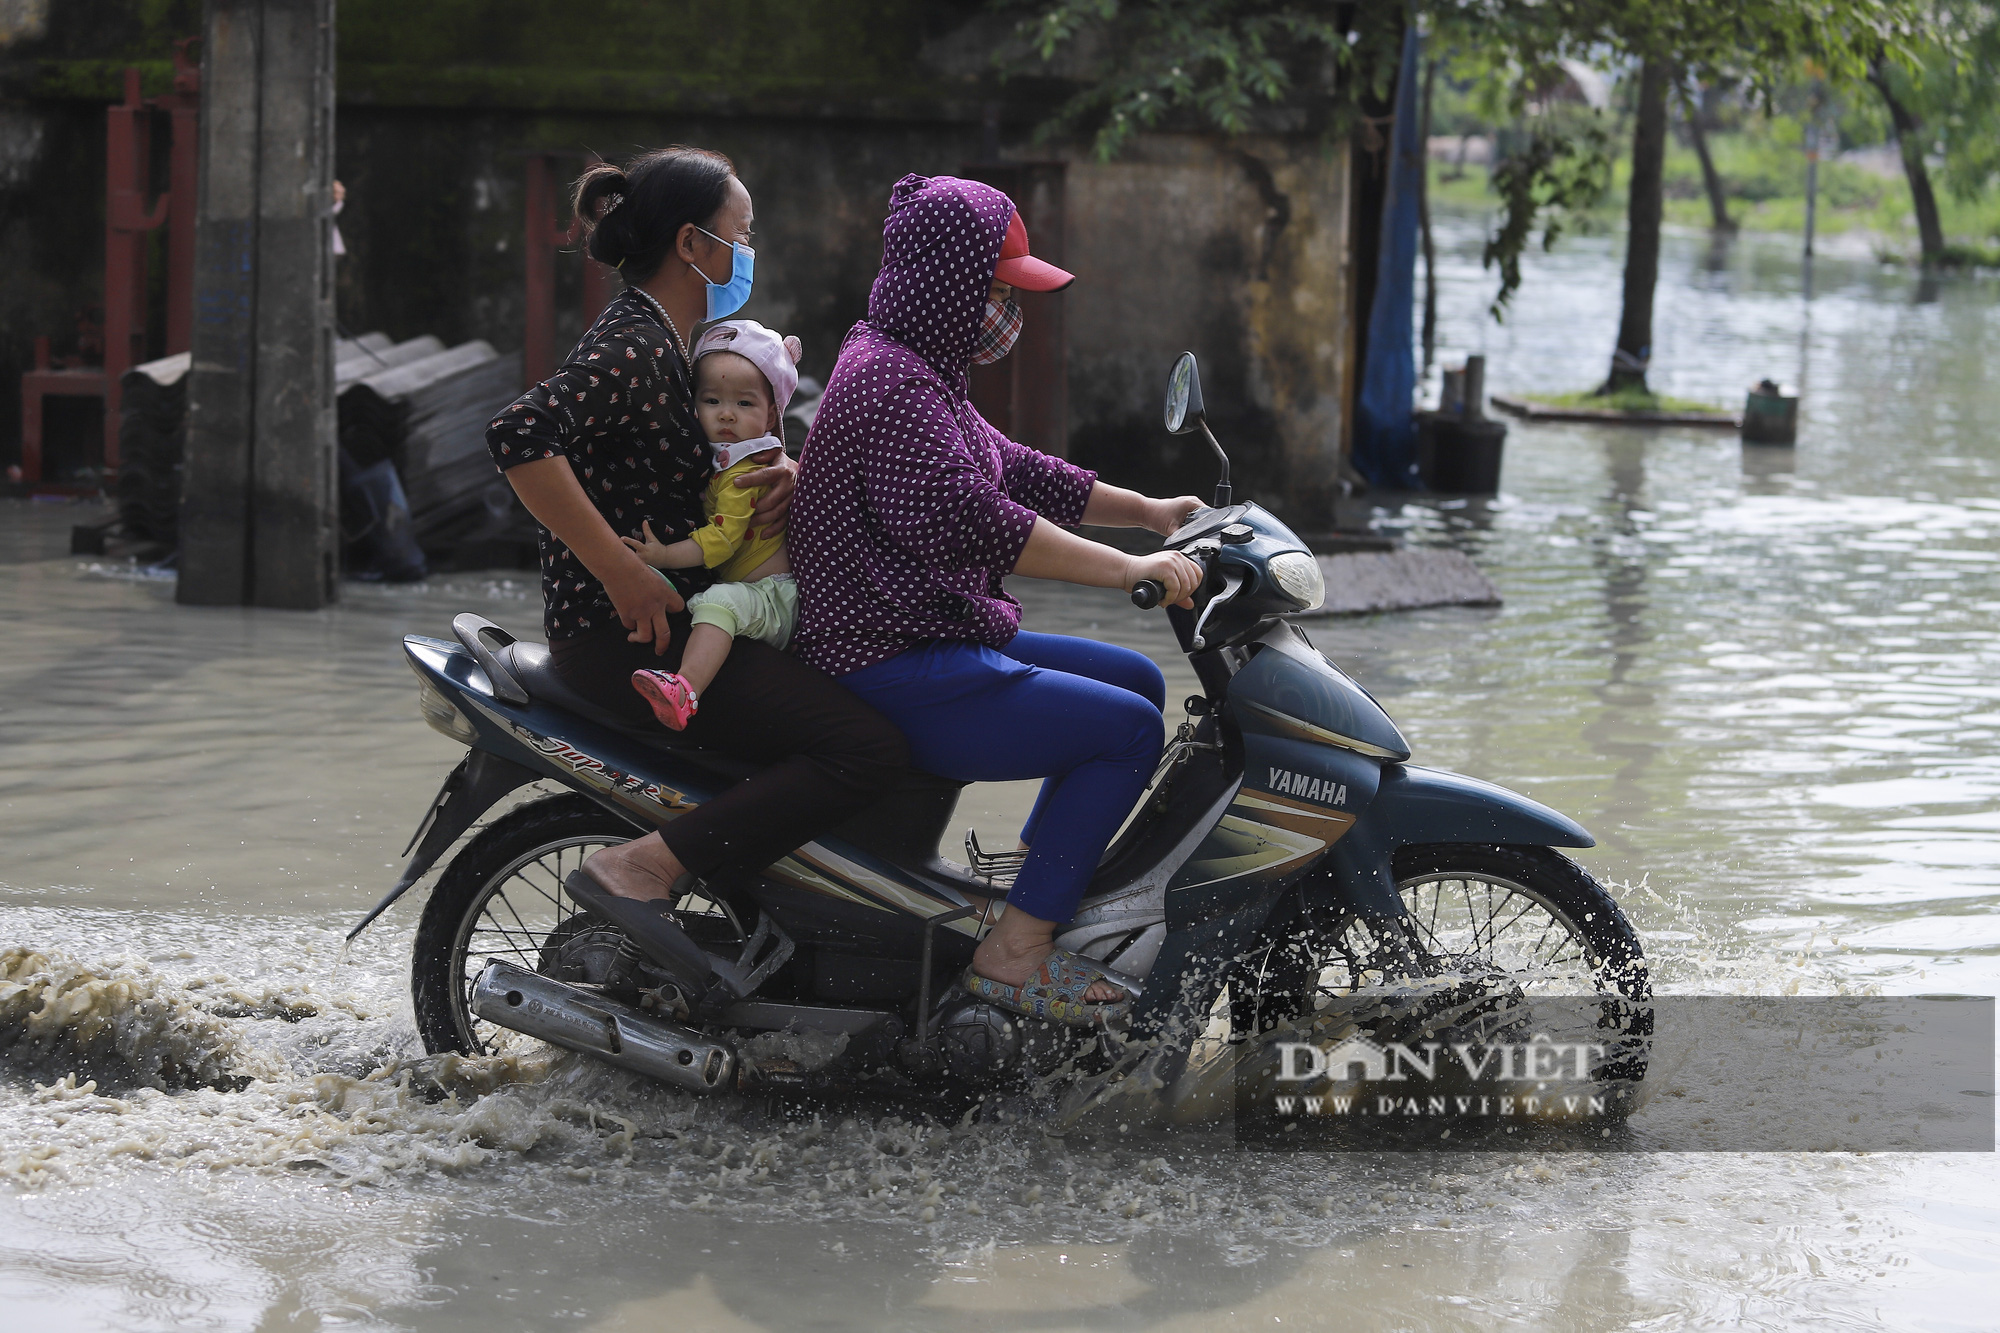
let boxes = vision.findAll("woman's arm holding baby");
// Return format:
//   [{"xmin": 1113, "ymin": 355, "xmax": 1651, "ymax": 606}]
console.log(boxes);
[
  {"xmin": 736, "ymin": 332, "xmax": 804, "ymax": 539},
  {"xmin": 622, "ymin": 520, "xmax": 707, "ymax": 570},
  {"xmin": 504, "ymin": 456, "xmax": 683, "ymax": 652}
]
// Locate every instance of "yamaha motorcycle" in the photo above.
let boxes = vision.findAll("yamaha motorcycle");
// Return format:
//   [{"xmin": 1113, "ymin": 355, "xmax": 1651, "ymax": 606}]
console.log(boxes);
[{"xmin": 351, "ymin": 353, "xmax": 1649, "ymax": 1101}]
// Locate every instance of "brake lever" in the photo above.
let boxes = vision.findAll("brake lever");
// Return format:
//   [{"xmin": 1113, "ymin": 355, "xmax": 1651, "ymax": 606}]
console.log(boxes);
[{"xmin": 1190, "ymin": 568, "xmax": 1245, "ymax": 651}]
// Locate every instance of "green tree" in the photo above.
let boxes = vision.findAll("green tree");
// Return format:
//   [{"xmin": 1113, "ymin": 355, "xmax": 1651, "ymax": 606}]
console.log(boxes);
[
  {"xmin": 1550, "ymin": 3, "xmax": 1923, "ymax": 392},
  {"xmin": 1679, "ymin": 76, "xmax": 1737, "ymax": 233},
  {"xmin": 1863, "ymin": 1, "xmax": 2000, "ymax": 265},
  {"xmin": 1012, "ymin": 0, "xmax": 1931, "ymax": 397}
]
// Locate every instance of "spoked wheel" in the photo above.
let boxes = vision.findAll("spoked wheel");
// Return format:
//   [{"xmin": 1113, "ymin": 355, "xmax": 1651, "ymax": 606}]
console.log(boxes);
[
  {"xmin": 410, "ymin": 794, "xmax": 740, "ymax": 1057},
  {"xmin": 1351, "ymin": 844, "xmax": 1645, "ymax": 1000},
  {"xmin": 1234, "ymin": 844, "xmax": 1650, "ymax": 1064}
]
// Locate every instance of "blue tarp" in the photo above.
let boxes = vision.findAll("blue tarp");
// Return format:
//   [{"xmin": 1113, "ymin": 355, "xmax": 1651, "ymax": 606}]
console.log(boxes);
[{"xmin": 1352, "ymin": 23, "xmax": 1424, "ymax": 490}]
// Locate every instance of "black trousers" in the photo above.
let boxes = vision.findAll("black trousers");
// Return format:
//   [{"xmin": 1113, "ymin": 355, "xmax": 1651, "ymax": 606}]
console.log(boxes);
[{"xmin": 549, "ymin": 617, "xmax": 910, "ymax": 877}]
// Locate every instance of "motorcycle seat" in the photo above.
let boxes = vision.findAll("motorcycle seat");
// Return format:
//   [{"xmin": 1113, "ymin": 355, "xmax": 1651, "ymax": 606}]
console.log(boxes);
[
  {"xmin": 496, "ymin": 641, "xmax": 968, "ymax": 820},
  {"xmin": 496, "ymin": 639, "xmax": 763, "ymax": 784},
  {"xmin": 499, "ymin": 638, "xmax": 975, "ymax": 878}
]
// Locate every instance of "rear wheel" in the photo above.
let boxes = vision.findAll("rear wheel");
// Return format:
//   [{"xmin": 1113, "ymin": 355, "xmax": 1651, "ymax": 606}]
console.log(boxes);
[{"xmin": 410, "ymin": 794, "xmax": 740, "ymax": 1057}]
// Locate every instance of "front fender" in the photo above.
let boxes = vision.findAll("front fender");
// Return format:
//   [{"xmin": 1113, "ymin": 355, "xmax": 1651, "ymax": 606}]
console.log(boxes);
[
  {"xmin": 1365, "ymin": 764, "xmax": 1594, "ymax": 849},
  {"xmin": 1306, "ymin": 764, "xmax": 1592, "ymax": 923}
]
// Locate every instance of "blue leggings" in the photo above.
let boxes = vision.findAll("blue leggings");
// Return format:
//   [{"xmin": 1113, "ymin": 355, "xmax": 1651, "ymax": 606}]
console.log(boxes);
[{"xmin": 838, "ymin": 632, "xmax": 1166, "ymax": 924}]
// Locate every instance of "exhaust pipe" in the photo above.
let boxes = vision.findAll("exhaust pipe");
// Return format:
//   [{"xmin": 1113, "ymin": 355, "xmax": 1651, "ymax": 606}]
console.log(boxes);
[{"xmin": 470, "ymin": 960, "xmax": 738, "ymax": 1095}]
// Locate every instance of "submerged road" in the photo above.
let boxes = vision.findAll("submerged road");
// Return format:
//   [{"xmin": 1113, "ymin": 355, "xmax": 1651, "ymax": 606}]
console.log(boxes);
[{"xmin": 1, "ymin": 218, "xmax": 1996, "ymax": 1328}]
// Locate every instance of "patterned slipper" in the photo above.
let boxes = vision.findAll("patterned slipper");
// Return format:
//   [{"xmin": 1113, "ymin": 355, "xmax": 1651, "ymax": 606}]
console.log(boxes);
[
  {"xmin": 632, "ymin": 670, "xmax": 699, "ymax": 730},
  {"xmin": 962, "ymin": 948, "xmax": 1142, "ymax": 1028}
]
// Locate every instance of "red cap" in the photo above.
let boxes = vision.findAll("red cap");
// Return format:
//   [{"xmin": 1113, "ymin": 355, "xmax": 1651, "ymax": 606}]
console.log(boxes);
[{"xmin": 993, "ymin": 211, "xmax": 1074, "ymax": 292}]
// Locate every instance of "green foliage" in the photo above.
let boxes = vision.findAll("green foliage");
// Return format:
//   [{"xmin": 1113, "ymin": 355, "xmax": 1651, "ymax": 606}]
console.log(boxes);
[
  {"xmin": 1940, "ymin": 240, "xmax": 2000, "ymax": 265},
  {"xmin": 1865, "ymin": 0, "xmax": 2000, "ymax": 203},
  {"xmin": 1434, "ymin": 123, "xmax": 2000, "ymax": 255},
  {"xmin": 1015, "ymin": 0, "xmax": 1406, "ymax": 159},
  {"xmin": 1481, "ymin": 110, "xmax": 1612, "ymax": 319},
  {"xmin": 1009, "ymin": 0, "xmax": 1936, "ymax": 316}
]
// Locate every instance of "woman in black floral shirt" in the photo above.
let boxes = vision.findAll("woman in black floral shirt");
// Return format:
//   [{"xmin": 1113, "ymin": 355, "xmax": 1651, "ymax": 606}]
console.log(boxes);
[{"xmin": 486, "ymin": 147, "xmax": 909, "ymax": 910}]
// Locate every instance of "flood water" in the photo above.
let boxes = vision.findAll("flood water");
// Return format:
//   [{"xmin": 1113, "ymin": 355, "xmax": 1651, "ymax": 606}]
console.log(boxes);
[{"xmin": 3, "ymin": 217, "xmax": 1996, "ymax": 1329}]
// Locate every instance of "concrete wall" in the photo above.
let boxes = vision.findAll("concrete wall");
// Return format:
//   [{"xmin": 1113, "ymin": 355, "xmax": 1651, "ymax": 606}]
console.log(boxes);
[
  {"xmin": 0, "ymin": 0, "xmax": 1360, "ymax": 526},
  {"xmin": 1059, "ymin": 133, "xmax": 1353, "ymax": 514}
]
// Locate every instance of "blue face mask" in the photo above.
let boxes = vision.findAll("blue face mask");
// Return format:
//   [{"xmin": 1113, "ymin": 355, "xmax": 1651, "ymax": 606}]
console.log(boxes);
[{"xmin": 693, "ymin": 225, "xmax": 755, "ymax": 322}]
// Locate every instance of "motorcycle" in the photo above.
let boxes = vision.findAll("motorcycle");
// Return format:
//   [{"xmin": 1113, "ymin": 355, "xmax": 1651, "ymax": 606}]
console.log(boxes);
[{"xmin": 351, "ymin": 353, "xmax": 1649, "ymax": 1103}]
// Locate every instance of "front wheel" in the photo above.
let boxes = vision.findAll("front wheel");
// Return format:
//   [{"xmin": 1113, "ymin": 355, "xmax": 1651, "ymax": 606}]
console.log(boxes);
[
  {"xmin": 1236, "ymin": 843, "xmax": 1650, "ymax": 1043},
  {"xmin": 1386, "ymin": 843, "xmax": 1648, "ymax": 1001}
]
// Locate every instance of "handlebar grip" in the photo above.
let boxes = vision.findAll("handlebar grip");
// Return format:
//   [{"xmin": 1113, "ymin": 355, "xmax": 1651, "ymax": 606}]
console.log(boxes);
[{"xmin": 1131, "ymin": 580, "xmax": 1166, "ymax": 610}]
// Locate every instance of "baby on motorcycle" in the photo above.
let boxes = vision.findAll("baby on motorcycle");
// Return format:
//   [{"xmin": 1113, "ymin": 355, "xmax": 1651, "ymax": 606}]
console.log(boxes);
[{"xmin": 621, "ymin": 319, "xmax": 802, "ymax": 730}]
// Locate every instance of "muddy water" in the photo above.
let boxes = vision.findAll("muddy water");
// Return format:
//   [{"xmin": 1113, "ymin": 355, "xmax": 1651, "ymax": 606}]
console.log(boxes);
[{"xmin": 3, "ymin": 221, "xmax": 1996, "ymax": 1329}]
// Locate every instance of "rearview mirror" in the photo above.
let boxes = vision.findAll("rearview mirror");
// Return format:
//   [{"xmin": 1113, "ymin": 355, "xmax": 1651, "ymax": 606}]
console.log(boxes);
[
  {"xmin": 1164, "ymin": 352, "xmax": 1231, "ymax": 508},
  {"xmin": 1164, "ymin": 352, "xmax": 1204, "ymax": 435}
]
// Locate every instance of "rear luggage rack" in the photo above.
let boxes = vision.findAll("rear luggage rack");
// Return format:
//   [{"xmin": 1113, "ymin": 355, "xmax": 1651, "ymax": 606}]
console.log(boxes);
[{"xmin": 964, "ymin": 829, "xmax": 1027, "ymax": 887}]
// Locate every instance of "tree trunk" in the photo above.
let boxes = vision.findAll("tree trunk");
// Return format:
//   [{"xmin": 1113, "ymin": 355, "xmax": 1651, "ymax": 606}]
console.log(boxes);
[
  {"xmin": 1678, "ymin": 79, "xmax": 1735, "ymax": 233},
  {"xmin": 1868, "ymin": 59, "xmax": 1947, "ymax": 267},
  {"xmin": 1419, "ymin": 57, "xmax": 1438, "ymax": 370},
  {"xmin": 1602, "ymin": 59, "xmax": 1668, "ymax": 396}
]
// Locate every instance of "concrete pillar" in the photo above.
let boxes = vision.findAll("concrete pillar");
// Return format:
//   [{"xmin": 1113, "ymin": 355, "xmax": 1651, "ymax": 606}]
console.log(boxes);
[
  {"xmin": 179, "ymin": 0, "xmax": 338, "ymax": 609},
  {"xmin": 250, "ymin": 0, "xmax": 338, "ymax": 608},
  {"xmin": 178, "ymin": 1, "xmax": 260, "ymax": 605}
]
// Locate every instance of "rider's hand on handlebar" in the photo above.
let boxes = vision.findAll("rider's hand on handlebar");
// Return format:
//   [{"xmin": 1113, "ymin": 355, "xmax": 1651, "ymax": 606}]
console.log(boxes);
[
  {"xmin": 1127, "ymin": 550, "xmax": 1204, "ymax": 609},
  {"xmin": 605, "ymin": 553, "xmax": 684, "ymax": 655},
  {"xmin": 1146, "ymin": 495, "xmax": 1205, "ymax": 537}
]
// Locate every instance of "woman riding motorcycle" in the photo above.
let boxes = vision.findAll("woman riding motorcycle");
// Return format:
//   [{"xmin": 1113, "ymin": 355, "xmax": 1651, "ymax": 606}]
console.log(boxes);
[{"xmin": 790, "ymin": 174, "xmax": 1206, "ymax": 1025}]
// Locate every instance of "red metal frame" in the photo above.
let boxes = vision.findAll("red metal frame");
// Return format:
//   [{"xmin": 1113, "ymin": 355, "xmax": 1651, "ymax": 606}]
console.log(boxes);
[
  {"xmin": 19, "ymin": 337, "xmax": 107, "ymax": 486},
  {"xmin": 102, "ymin": 67, "xmax": 168, "ymax": 473},
  {"xmin": 18, "ymin": 45, "xmax": 199, "ymax": 485},
  {"xmin": 523, "ymin": 152, "xmax": 624, "ymax": 388}
]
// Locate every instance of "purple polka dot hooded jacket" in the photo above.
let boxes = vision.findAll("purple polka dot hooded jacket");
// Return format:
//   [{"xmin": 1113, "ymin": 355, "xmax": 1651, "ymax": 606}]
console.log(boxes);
[{"xmin": 790, "ymin": 175, "xmax": 1098, "ymax": 676}]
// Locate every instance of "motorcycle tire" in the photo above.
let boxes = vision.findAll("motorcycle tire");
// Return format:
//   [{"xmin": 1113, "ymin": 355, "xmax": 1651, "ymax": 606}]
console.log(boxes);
[
  {"xmin": 411, "ymin": 794, "xmax": 638, "ymax": 1057},
  {"xmin": 1236, "ymin": 842, "xmax": 1650, "ymax": 1039},
  {"xmin": 1390, "ymin": 842, "xmax": 1649, "ymax": 1001}
]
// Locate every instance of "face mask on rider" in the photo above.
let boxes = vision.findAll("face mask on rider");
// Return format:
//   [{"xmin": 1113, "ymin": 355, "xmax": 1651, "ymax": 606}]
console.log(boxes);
[
  {"xmin": 691, "ymin": 224, "xmax": 756, "ymax": 322},
  {"xmin": 971, "ymin": 298, "xmax": 1023, "ymax": 365}
]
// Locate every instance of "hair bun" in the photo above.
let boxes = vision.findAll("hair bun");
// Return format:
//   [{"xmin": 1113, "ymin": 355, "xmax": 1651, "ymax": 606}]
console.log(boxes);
[
  {"xmin": 567, "ymin": 147, "xmax": 736, "ymax": 284},
  {"xmin": 575, "ymin": 164, "xmax": 630, "ymax": 228}
]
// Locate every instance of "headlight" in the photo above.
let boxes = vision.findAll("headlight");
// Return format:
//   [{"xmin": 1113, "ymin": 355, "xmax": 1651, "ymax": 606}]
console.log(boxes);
[
  {"xmin": 1268, "ymin": 550, "xmax": 1325, "ymax": 611},
  {"xmin": 415, "ymin": 673, "xmax": 479, "ymax": 744}
]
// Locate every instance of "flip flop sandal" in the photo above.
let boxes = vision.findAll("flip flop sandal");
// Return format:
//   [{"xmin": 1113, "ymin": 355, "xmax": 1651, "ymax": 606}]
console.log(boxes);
[
  {"xmin": 961, "ymin": 947, "xmax": 1142, "ymax": 1028},
  {"xmin": 563, "ymin": 868, "xmax": 712, "ymax": 988}
]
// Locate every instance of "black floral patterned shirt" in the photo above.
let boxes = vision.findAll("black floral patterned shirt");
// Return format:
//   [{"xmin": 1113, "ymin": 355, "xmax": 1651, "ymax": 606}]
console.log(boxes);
[{"xmin": 486, "ymin": 288, "xmax": 713, "ymax": 640}]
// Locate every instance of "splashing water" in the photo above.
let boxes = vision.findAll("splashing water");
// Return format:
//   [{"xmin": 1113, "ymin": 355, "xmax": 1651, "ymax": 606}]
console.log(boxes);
[{"xmin": 4, "ymin": 220, "xmax": 1999, "ymax": 1326}]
